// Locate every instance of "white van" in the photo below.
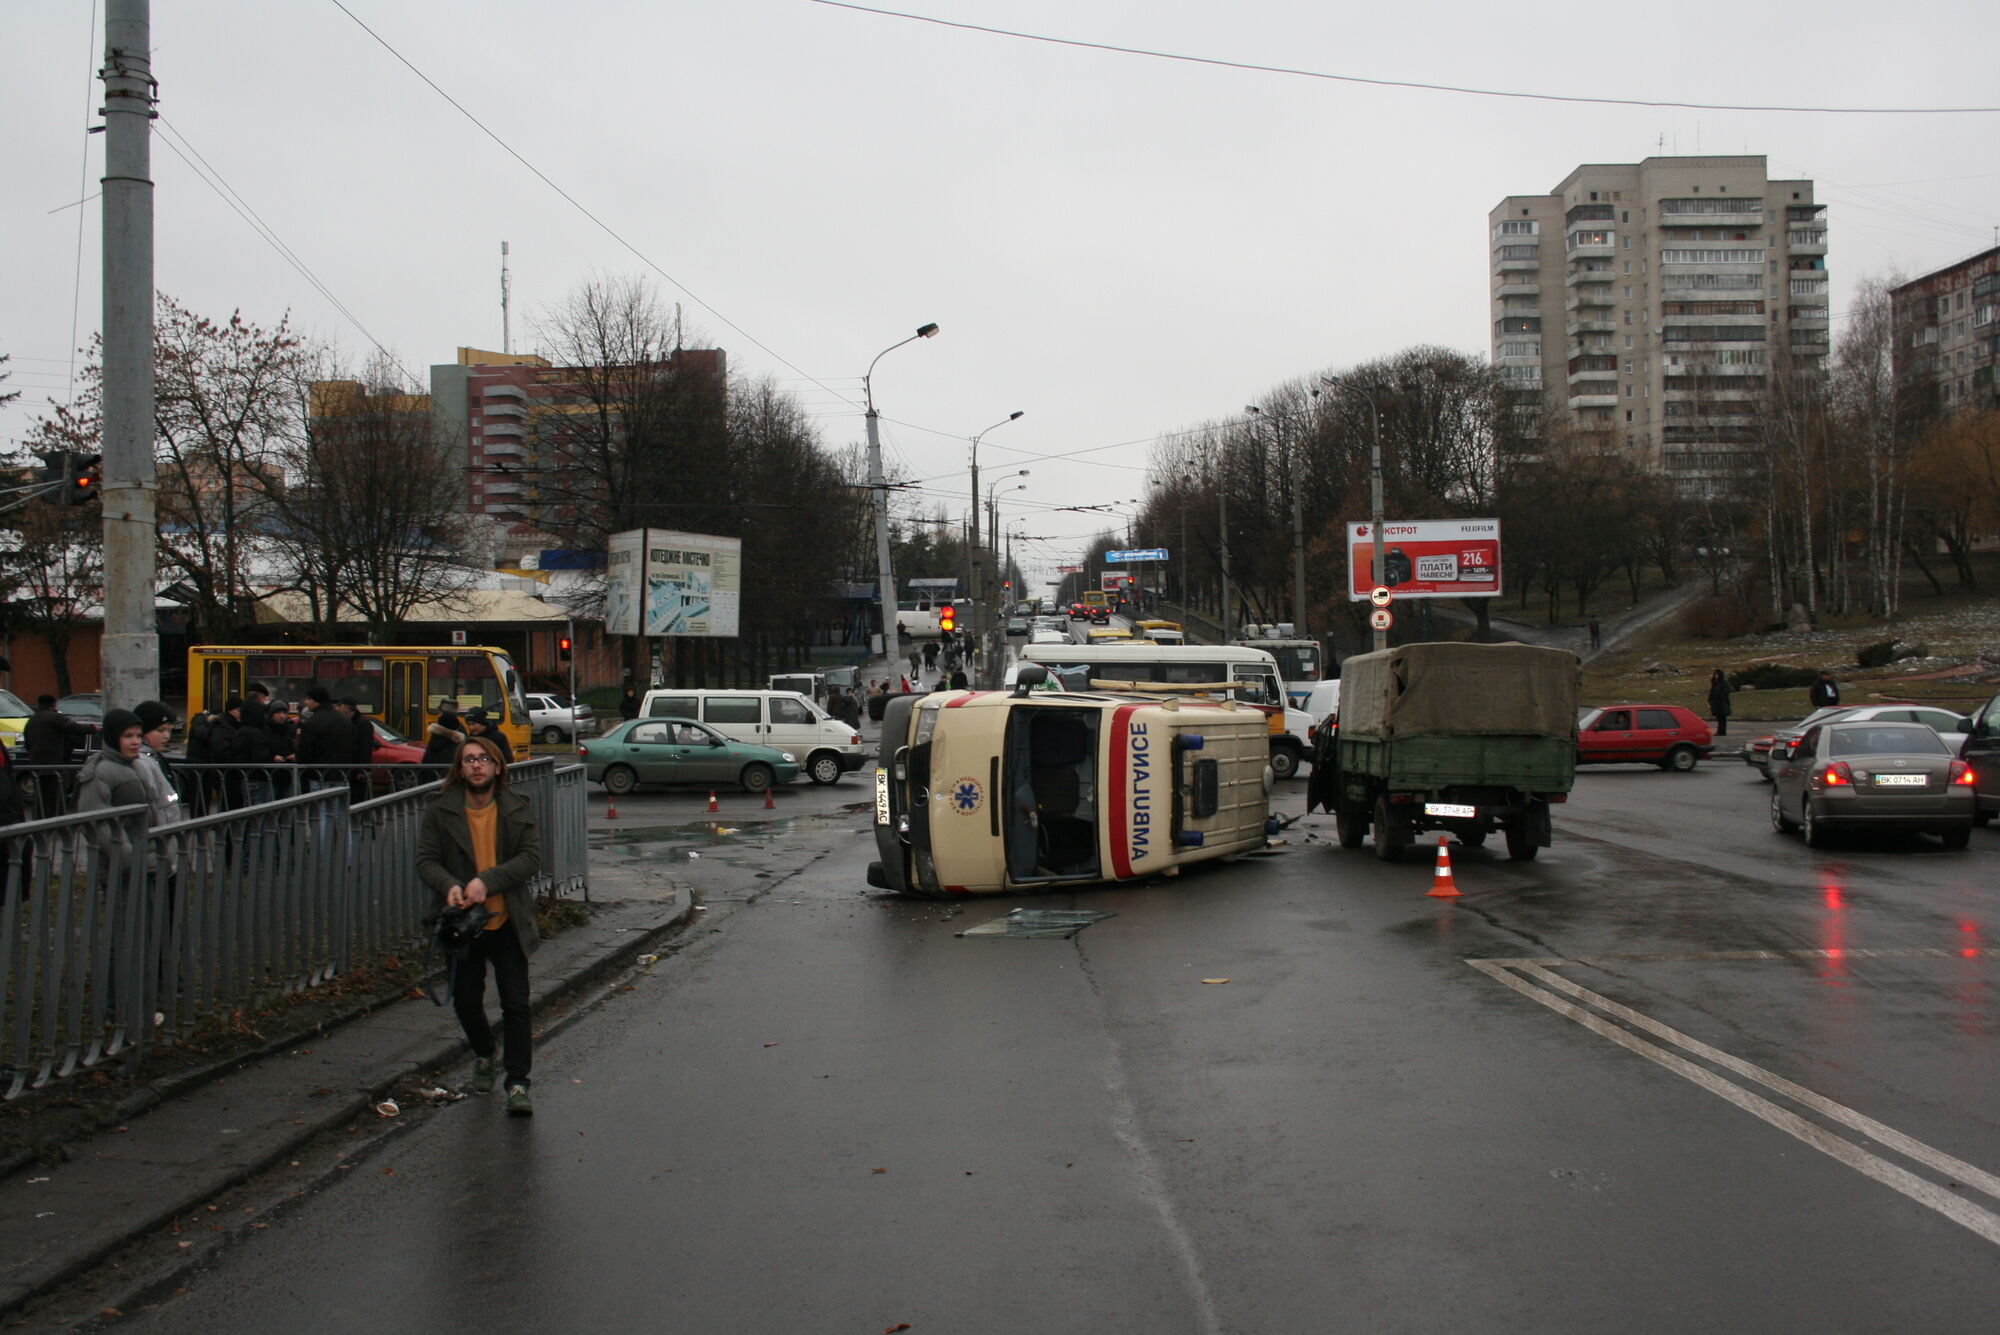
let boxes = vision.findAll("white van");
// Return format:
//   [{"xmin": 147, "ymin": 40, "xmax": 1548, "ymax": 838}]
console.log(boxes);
[{"xmin": 639, "ymin": 688, "xmax": 867, "ymax": 785}]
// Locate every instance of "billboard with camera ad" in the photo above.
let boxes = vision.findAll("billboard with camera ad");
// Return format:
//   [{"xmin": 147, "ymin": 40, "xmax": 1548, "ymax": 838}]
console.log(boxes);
[
  {"xmin": 1345, "ymin": 519, "xmax": 1502, "ymax": 600},
  {"xmin": 605, "ymin": 527, "xmax": 743, "ymax": 637}
]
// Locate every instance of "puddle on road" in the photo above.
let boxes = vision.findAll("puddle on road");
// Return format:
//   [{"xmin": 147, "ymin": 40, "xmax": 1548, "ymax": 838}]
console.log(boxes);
[{"xmin": 593, "ymin": 808, "xmax": 868, "ymax": 861}]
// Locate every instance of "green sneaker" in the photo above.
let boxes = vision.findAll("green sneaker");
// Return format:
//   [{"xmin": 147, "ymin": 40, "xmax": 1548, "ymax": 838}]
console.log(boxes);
[
  {"xmin": 505, "ymin": 1083, "xmax": 534, "ymax": 1117},
  {"xmin": 471, "ymin": 1056, "xmax": 497, "ymax": 1095}
]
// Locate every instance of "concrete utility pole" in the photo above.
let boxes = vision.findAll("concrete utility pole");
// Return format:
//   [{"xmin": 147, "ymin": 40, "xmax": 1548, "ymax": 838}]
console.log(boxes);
[
  {"xmin": 967, "ymin": 410, "xmax": 1022, "ymax": 684},
  {"xmin": 99, "ymin": 0, "xmax": 159, "ymax": 709},
  {"xmin": 863, "ymin": 324, "xmax": 939, "ymax": 661}
]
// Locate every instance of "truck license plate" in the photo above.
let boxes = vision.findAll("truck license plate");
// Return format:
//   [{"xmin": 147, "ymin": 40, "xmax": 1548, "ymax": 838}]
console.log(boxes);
[
  {"xmin": 874, "ymin": 768, "xmax": 892, "ymax": 823},
  {"xmin": 1424, "ymin": 802, "xmax": 1477, "ymax": 818},
  {"xmin": 1872, "ymin": 773, "xmax": 1926, "ymax": 787}
]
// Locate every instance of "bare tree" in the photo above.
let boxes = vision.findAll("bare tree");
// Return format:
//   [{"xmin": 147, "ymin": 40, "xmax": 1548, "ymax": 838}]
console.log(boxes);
[{"xmin": 265, "ymin": 354, "xmax": 478, "ymax": 638}]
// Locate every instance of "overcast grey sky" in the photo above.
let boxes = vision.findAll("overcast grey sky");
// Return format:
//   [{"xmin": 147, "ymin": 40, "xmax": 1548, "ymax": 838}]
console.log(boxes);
[{"xmin": 5, "ymin": 1, "xmax": 1998, "ymax": 590}]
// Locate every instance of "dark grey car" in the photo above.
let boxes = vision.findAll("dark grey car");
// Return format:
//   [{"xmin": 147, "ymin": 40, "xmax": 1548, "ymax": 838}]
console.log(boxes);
[{"xmin": 1770, "ymin": 720, "xmax": 1974, "ymax": 849}]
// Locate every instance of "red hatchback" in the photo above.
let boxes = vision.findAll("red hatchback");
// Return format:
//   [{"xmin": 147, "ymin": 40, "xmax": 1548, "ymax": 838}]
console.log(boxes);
[{"xmin": 1577, "ymin": 704, "xmax": 1714, "ymax": 771}]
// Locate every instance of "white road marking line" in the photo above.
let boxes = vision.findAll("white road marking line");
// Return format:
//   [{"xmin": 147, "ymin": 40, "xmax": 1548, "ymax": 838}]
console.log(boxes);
[
  {"xmin": 1467, "ymin": 959, "xmax": 2000, "ymax": 1248},
  {"xmin": 1513, "ymin": 963, "xmax": 2000, "ymax": 1206}
]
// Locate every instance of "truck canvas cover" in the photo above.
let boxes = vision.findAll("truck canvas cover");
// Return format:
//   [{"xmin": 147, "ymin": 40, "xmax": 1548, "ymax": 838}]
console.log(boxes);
[{"xmin": 1337, "ymin": 642, "xmax": 1579, "ymax": 740}]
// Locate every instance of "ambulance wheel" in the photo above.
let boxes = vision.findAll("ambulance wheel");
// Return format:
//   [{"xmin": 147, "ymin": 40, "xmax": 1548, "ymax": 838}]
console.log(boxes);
[{"xmin": 1269, "ymin": 745, "xmax": 1300, "ymax": 781}]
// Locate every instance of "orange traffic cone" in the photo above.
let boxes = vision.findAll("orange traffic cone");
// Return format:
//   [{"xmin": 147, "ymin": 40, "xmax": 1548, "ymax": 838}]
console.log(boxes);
[
  {"xmin": 763, "ymin": 787, "xmax": 776, "ymax": 810},
  {"xmin": 707, "ymin": 791, "xmax": 719, "ymax": 814},
  {"xmin": 1427, "ymin": 836, "xmax": 1461, "ymax": 899},
  {"xmin": 606, "ymin": 792, "xmax": 619, "ymax": 821}
]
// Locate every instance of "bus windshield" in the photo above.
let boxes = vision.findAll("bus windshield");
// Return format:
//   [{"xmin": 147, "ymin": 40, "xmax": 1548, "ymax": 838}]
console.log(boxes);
[{"xmin": 1264, "ymin": 643, "xmax": 1322, "ymax": 684}]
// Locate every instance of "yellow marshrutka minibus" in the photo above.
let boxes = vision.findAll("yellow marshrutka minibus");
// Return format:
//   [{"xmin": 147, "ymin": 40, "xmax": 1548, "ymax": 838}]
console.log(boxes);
[{"xmin": 868, "ymin": 668, "xmax": 1274, "ymax": 897}]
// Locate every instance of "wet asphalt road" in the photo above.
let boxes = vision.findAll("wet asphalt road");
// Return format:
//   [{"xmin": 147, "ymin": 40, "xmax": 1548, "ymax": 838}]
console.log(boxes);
[{"xmin": 117, "ymin": 758, "xmax": 2000, "ymax": 1334}]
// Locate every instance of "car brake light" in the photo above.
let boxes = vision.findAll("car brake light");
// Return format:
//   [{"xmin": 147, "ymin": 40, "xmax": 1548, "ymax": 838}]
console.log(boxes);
[
  {"xmin": 1950, "ymin": 760, "xmax": 1975, "ymax": 786},
  {"xmin": 1821, "ymin": 761, "xmax": 1853, "ymax": 787}
]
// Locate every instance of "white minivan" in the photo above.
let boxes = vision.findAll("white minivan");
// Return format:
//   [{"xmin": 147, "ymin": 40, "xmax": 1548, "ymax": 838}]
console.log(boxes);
[{"xmin": 639, "ymin": 688, "xmax": 867, "ymax": 785}]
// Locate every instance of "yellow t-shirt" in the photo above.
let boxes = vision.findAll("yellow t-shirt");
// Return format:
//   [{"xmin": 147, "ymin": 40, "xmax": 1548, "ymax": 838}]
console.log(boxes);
[{"xmin": 464, "ymin": 801, "xmax": 508, "ymax": 931}]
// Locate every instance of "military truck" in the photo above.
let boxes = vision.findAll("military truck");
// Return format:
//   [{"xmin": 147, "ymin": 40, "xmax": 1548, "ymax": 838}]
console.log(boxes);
[{"xmin": 1306, "ymin": 642, "xmax": 1579, "ymax": 862}]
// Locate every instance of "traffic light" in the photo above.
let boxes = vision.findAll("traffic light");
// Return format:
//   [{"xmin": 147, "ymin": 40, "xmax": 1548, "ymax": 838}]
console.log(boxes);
[
  {"xmin": 558, "ymin": 636, "xmax": 573, "ymax": 661},
  {"xmin": 938, "ymin": 604, "xmax": 955, "ymax": 633},
  {"xmin": 35, "ymin": 451, "xmax": 101, "ymax": 507}
]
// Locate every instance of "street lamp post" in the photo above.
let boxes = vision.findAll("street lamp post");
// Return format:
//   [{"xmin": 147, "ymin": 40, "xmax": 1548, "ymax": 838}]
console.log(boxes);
[
  {"xmin": 968, "ymin": 410, "xmax": 1024, "ymax": 668},
  {"xmin": 1325, "ymin": 375, "xmax": 1387, "ymax": 651},
  {"xmin": 984, "ymin": 473, "xmax": 1028, "ymax": 683},
  {"xmin": 863, "ymin": 323, "xmax": 940, "ymax": 661}
]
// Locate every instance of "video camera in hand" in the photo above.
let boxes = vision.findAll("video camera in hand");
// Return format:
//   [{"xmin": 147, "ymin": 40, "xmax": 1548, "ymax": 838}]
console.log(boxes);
[{"xmin": 432, "ymin": 903, "xmax": 492, "ymax": 954}]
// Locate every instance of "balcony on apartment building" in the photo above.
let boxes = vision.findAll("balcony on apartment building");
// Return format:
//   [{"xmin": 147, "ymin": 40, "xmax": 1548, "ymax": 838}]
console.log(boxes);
[
  {"xmin": 1788, "ymin": 305, "xmax": 1831, "ymax": 324},
  {"xmin": 1567, "ymin": 315, "xmax": 1617, "ymax": 337},
  {"xmin": 1494, "ymin": 244, "xmax": 1541, "ymax": 273},
  {"xmin": 1564, "ymin": 287, "xmax": 1617, "ymax": 313},
  {"xmin": 483, "ymin": 400, "xmax": 528, "ymax": 421},
  {"xmin": 1786, "ymin": 229, "xmax": 1828, "ymax": 254},
  {"xmin": 1658, "ymin": 200, "xmax": 1766, "ymax": 229},
  {"xmin": 1563, "ymin": 204, "xmax": 1616, "ymax": 227},
  {"xmin": 1786, "ymin": 204, "xmax": 1827, "ymax": 224},
  {"xmin": 479, "ymin": 382, "xmax": 528, "ymax": 402},
  {"xmin": 481, "ymin": 439, "xmax": 529, "ymax": 462},
  {"xmin": 1565, "ymin": 230, "xmax": 1616, "ymax": 262},
  {"xmin": 483, "ymin": 420, "xmax": 527, "ymax": 439},
  {"xmin": 1567, "ymin": 381, "xmax": 1619, "ymax": 409},
  {"xmin": 1494, "ymin": 280, "xmax": 1540, "ymax": 299}
]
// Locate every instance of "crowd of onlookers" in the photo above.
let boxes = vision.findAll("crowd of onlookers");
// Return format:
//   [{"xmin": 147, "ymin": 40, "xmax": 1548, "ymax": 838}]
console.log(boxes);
[{"xmin": 1, "ymin": 682, "xmax": 525, "ymax": 822}]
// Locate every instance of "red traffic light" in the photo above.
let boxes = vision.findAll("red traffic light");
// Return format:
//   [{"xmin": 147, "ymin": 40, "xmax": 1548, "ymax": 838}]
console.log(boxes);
[
  {"xmin": 939, "ymin": 606, "xmax": 955, "ymax": 632},
  {"xmin": 558, "ymin": 636, "xmax": 573, "ymax": 660}
]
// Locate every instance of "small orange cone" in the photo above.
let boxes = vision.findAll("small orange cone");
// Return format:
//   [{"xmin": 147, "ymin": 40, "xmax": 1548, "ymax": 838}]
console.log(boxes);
[
  {"xmin": 606, "ymin": 792, "xmax": 619, "ymax": 820},
  {"xmin": 1427, "ymin": 836, "xmax": 1461, "ymax": 899},
  {"xmin": 763, "ymin": 787, "xmax": 776, "ymax": 810},
  {"xmin": 707, "ymin": 790, "xmax": 719, "ymax": 814}
]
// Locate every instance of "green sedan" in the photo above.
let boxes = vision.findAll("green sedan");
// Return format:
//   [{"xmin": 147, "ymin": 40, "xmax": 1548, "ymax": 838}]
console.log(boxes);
[{"xmin": 580, "ymin": 717, "xmax": 800, "ymax": 796}]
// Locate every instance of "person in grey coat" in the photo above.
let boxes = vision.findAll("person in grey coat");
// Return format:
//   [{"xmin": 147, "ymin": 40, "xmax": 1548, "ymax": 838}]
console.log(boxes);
[{"xmin": 415, "ymin": 735, "xmax": 543, "ymax": 1115}]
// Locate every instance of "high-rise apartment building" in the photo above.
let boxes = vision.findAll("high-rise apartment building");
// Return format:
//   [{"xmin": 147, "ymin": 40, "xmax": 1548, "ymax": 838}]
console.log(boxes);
[
  {"xmin": 1489, "ymin": 155, "xmax": 1828, "ymax": 495},
  {"xmin": 428, "ymin": 345, "xmax": 728, "ymax": 557},
  {"xmin": 1889, "ymin": 245, "xmax": 2000, "ymax": 417}
]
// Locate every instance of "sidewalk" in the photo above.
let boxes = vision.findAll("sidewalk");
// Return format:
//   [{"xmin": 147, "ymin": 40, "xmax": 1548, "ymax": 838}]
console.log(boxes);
[{"xmin": 0, "ymin": 862, "xmax": 692, "ymax": 1320}]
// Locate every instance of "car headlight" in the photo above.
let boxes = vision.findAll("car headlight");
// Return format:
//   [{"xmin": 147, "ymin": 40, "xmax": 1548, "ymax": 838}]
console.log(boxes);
[{"xmin": 781, "ymin": 752, "xmax": 797, "ymax": 762}]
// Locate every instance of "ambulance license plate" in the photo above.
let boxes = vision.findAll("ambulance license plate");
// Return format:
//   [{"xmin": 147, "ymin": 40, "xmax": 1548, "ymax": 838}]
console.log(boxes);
[
  {"xmin": 1425, "ymin": 802, "xmax": 1477, "ymax": 818},
  {"xmin": 874, "ymin": 768, "xmax": 892, "ymax": 824}
]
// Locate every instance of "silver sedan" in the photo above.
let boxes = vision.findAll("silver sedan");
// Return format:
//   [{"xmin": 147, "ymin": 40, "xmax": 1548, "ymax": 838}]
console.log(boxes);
[{"xmin": 1770, "ymin": 720, "xmax": 1975, "ymax": 849}]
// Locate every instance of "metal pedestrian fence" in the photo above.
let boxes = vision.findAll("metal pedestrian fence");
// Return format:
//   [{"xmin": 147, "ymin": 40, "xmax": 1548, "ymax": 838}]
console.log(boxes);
[{"xmin": 0, "ymin": 760, "xmax": 590, "ymax": 1099}]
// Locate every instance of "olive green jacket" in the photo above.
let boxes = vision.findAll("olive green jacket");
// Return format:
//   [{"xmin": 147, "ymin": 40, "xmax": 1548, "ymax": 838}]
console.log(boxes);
[{"xmin": 415, "ymin": 786, "xmax": 543, "ymax": 956}]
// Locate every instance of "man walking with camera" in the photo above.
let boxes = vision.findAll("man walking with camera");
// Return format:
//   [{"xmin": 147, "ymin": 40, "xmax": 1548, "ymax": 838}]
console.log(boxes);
[{"xmin": 416, "ymin": 735, "xmax": 543, "ymax": 1115}]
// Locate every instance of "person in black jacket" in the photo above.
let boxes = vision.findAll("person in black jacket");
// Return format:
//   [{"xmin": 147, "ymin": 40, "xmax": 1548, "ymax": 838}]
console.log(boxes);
[
  {"xmin": 463, "ymin": 708, "xmax": 515, "ymax": 763},
  {"xmin": 22, "ymin": 696, "xmax": 87, "ymax": 818},
  {"xmin": 232, "ymin": 699, "xmax": 278, "ymax": 806},
  {"xmin": 618, "ymin": 684, "xmax": 640, "ymax": 722},
  {"xmin": 1808, "ymin": 671, "xmax": 1841, "ymax": 710},
  {"xmin": 422, "ymin": 706, "xmax": 467, "ymax": 769},
  {"xmin": 341, "ymin": 698, "xmax": 376, "ymax": 801},
  {"xmin": 23, "ymin": 696, "xmax": 87, "ymax": 766},
  {"xmin": 198, "ymin": 699, "xmax": 241, "ymax": 811},
  {"xmin": 295, "ymin": 687, "xmax": 353, "ymax": 792}
]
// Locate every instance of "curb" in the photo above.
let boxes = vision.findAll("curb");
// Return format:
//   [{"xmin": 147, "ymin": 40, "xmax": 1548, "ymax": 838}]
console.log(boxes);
[{"xmin": 0, "ymin": 890, "xmax": 695, "ymax": 1321}]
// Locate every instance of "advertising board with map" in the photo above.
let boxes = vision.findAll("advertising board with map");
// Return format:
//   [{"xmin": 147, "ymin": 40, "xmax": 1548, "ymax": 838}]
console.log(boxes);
[{"xmin": 604, "ymin": 528, "xmax": 742, "ymax": 637}]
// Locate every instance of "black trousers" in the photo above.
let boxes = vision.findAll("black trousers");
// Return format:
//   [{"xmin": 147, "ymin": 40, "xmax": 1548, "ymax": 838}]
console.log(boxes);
[{"xmin": 453, "ymin": 926, "xmax": 532, "ymax": 1086}]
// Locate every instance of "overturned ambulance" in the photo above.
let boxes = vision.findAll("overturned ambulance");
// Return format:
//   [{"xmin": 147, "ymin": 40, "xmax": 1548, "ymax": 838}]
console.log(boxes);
[{"xmin": 868, "ymin": 669, "xmax": 1274, "ymax": 896}]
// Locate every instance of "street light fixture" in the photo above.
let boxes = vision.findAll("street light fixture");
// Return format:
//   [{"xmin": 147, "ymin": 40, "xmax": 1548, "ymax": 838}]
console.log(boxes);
[
  {"xmin": 968, "ymin": 410, "xmax": 1025, "ymax": 674},
  {"xmin": 988, "ymin": 479, "xmax": 1029, "ymax": 607},
  {"xmin": 863, "ymin": 322, "xmax": 940, "ymax": 660},
  {"xmin": 1323, "ymin": 374, "xmax": 1387, "ymax": 650}
]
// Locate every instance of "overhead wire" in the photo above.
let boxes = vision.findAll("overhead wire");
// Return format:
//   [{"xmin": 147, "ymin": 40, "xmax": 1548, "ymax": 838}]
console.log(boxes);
[
  {"xmin": 327, "ymin": 0, "xmax": 862, "ymax": 411},
  {"xmin": 63, "ymin": 0, "xmax": 98, "ymax": 410},
  {"xmin": 809, "ymin": 1, "xmax": 2000, "ymax": 115},
  {"xmin": 153, "ymin": 116, "xmax": 417, "ymax": 384}
]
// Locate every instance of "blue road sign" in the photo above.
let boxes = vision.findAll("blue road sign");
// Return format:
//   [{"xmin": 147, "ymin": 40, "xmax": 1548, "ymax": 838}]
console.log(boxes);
[{"xmin": 1105, "ymin": 548, "xmax": 1169, "ymax": 563}]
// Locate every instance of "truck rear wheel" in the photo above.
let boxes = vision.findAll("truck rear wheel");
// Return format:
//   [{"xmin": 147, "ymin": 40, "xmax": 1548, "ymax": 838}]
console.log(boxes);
[
  {"xmin": 1372, "ymin": 796, "xmax": 1404, "ymax": 862},
  {"xmin": 1335, "ymin": 801, "xmax": 1366, "ymax": 849},
  {"xmin": 1503, "ymin": 820, "xmax": 1538, "ymax": 860}
]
